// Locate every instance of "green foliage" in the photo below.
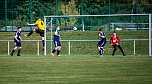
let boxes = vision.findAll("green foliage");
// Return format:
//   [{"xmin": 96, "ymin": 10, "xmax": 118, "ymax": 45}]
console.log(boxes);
[{"xmin": 0, "ymin": 0, "xmax": 152, "ymax": 27}]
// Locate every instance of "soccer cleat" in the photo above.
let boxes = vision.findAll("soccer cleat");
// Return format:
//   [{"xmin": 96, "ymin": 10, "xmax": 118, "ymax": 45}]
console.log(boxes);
[
  {"xmin": 17, "ymin": 54, "xmax": 20, "ymax": 56},
  {"xmin": 24, "ymin": 35, "xmax": 28, "ymax": 38},
  {"xmin": 57, "ymin": 55, "xmax": 61, "ymax": 57},
  {"xmin": 51, "ymin": 53, "xmax": 55, "ymax": 56},
  {"xmin": 10, "ymin": 53, "xmax": 13, "ymax": 56},
  {"xmin": 100, "ymin": 55, "xmax": 103, "ymax": 57}
]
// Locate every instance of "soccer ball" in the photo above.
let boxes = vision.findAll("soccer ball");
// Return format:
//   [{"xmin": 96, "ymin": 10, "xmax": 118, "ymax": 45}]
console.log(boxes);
[
  {"xmin": 115, "ymin": 27, "xmax": 122, "ymax": 31},
  {"xmin": 73, "ymin": 27, "xmax": 77, "ymax": 31}
]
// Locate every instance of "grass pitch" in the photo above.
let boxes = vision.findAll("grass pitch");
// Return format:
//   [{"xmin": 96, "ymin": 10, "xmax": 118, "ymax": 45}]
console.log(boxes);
[{"xmin": 0, "ymin": 55, "xmax": 152, "ymax": 84}]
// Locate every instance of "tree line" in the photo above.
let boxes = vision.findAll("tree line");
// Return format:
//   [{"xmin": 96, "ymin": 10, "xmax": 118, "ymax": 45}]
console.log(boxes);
[{"xmin": 0, "ymin": 0, "xmax": 151, "ymax": 27}]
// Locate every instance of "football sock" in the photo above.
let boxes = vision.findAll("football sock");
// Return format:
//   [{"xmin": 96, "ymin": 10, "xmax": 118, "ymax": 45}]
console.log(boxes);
[
  {"xmin": 11, "ymin": 49, "xmax": 15, "ymax": 55},
  {"xmin": 42, "ymin": 40, "xmax": 44, "ymax": 48},
  {"xmin": 57, "ymin": 50, "xmax": 60, "ymax": 56},
  {"xmin": 52, "ymin": 49, "xmax": 56, "ymax": 53},
  {"xmin": 101, "ymin": 48, "xmax": 103, "ymax": 55},
  {"xmin": 99, "ymin": 48, "xmax": 103, "ymax": 55},
  {"xmin": 17, "ymin": 48, "xmax": 21, "ymax": 55},
  {"xmin": 27, "ymin": 31, "xmax": 33, "ymax": 37}
]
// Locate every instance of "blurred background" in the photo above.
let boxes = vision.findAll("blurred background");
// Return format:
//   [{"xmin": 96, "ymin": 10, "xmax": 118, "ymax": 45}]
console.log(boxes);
[{"xmin": 0, "ymin": 0, "xmax": 152, "ymax": 31}]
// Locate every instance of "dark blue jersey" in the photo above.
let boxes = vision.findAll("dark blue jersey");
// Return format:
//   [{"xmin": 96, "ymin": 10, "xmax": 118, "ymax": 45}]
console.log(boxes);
[
  {"xmin": 54, "ymin": 30, "xmax": 60, "ymax": 41},
  {"xmin": 14, "ymin": 31, "xmax": 21, "ymax": 42},
  {"xmin": 99, "ymin": 32, "xmax": 106, "ymax": 42}
]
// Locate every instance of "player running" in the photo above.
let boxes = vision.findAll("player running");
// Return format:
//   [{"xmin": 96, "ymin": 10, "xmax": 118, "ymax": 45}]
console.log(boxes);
[
  {"xmin": 110, "ymin": 31, "xmax": 125, "ymax": 56},
  {"xmin": 97, "ymin": 28, "xmax": 106, "ymax": 57},
  {"xmin": 51, "ymin": 26, "xmax": 61, "ymax": 56},
  {"xmin": 10, "ymin": 27, "xmax": 22, "ymax": 56},
  {"xmin": 25, "ymin": 18, "xmax": 45, "ymax": 51}
]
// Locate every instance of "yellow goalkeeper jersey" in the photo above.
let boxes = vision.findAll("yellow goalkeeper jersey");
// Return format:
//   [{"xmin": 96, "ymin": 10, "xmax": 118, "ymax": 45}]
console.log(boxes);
[{"xmin": 35, "ymin": 20, "xmax": 45, "ymax": 30}]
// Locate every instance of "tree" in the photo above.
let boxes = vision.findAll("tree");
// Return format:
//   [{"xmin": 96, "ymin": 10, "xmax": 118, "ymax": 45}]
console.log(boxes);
[{"xmin": 60, "ymin": 0, "xmax": 80, "ymax": 26}]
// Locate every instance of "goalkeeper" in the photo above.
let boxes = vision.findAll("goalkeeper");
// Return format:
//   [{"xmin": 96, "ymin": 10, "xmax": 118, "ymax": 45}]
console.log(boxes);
[
  {"xmin": 25, "ymin": 18, "xmax": 45, "ymax": 51},
  {"xmin": 110, "ymin": 31, "xmax": 125, "ymax": 56}
]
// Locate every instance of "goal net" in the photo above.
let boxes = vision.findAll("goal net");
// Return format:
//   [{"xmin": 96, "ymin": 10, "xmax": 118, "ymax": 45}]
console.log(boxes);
[{"xmin": 44, "ymin": 14, "xmax": 151, "ymax": 56}]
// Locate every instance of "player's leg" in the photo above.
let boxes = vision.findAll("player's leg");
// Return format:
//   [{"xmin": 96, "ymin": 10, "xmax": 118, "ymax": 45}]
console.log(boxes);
[
  {"xmin": 40, "ymin": 30, "xmax": 45, "ymax": 51},
  {"xmin": 17, "ymin": 47, "xmax": 22, "ymax": 56},
  {"xmin": 100, "ymin": 41, "xmax": 106, "ymax": 56},
  {"xmin": 51, "ymin": 41, "xmax": 61, "ymax": 56},
  {"xmin": 112, "ymin": 45, "xmax": 117, "ymax": 56},
  {"xmin": 97, "ymin": 41, "xmax": 102, "ymax": 56},
  {"xmin": 51, "ymin": 41, "xmax": 58, "ymax": 56},
  {"xmin": 41, "ymin": 37, "xmax": 45, "ymax": 51},
  {"xmin": 57, "ymin": 47, "xmax": 61, "ymax": 56},
  {"xmin": 57, "ymin": 41, "xmax": 61, "ymax": 56},
  {"xmin": 25, "ymin": 29, "xmax": 36, "ymax": 37},
  {"xmin": 98, "ymin": 41, "xmax": 106, "ymax": 57},
  {"xmin": 98, "ymin": 46, "xmax": 102, "ymax": 56},
  {"xmin": 10, "ymin": 41, "xmax": 19, "ymax": 56},
  {"xmin": 117, "ymin": 45, "xmax": 125, "ymax": 56},
  {"xmin": 16, "ymin": 42, "xmax": 21, "ymax": 56},
  {"xmin": 10, "ymin": 46, "xmax": 17, "ymax": 56}
]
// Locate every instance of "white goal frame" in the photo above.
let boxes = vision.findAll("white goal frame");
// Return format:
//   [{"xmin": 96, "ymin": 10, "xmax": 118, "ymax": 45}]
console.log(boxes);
[{"xmin": 44, "ymin": 14, "xmax": 151, "ymax": 56}]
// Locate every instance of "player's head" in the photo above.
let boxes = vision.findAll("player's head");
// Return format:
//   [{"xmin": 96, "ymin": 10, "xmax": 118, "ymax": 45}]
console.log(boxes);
[
  {"xmin": 17, "ymin": 27, "xmax": 22, "ymax": 32},
  {"xmin": 113, "ymin": 31, "xmax": 116, "ymax": 36},
  {"xmin": 37, "ymin": 17, "xmax": 41, "ymax": 21},
  {"xmin": 56, "ymin": 26, "xmax": 60, "ymax": 30},
  {"xmin": 38, "ymin": 18, "xmax": 41, "ymax": 21},
  {"xmin": 98, "ymin": 28, "xmax": 102, "ymax": 33}
]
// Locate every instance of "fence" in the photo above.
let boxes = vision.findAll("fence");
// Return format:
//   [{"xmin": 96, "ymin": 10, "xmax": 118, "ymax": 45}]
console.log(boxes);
[{"xmin": 0, "ymin": 39, "xmax": 150, "ymax": 56}]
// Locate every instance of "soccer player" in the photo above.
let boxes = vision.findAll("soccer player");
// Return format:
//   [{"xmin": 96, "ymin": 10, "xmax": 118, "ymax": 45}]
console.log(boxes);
[
  {"xmin": 110, "ymin": 31, "xmax": 125, "ymax": 56},
  {"xmin": 97, "ymin": 28, "xmax": 106, "ymax": 57},
  {"xmin": 51, "ymin": 26, "xmax": 61, "ymax": 56},
  {"xmin": 10, "ymin": 27, "xmax": 22, "ymax": 56},
  {"xmin": 25, "ymin": 18, "xmax": 45, "ymax": 51}
]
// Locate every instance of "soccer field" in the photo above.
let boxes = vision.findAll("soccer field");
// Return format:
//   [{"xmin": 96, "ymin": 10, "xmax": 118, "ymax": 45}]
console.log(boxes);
[{"xmin": 0, "ymin": 55, "xmax": 152, "ymax": 84}]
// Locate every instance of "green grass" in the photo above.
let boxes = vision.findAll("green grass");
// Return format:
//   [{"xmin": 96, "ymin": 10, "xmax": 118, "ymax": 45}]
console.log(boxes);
[{"xmin": 0, "ymin": 55, "xmax": 152, "ymax": 84}]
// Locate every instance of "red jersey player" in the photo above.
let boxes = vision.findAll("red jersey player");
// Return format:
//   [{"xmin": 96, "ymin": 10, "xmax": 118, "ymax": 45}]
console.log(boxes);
[{"xmin": 110, "ymin": 31, "xmax": 125, "ymax": 56}]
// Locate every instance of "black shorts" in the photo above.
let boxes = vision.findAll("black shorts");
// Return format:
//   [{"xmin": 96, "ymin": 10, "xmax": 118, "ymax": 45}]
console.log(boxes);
[
  {"xmin": 35, "ymin": 29, "xmax": 44, "ymax": 37},
  {"xmin": 54, "ymin": 40, "xmax": 61, "ymax": 47},
  {"xmin": 14, "ymin": 40, "xmax": 21, "ymax": 47},
  {"xmin": 97, "ymin": 41, "xmax": 106, "ymax": 47}
]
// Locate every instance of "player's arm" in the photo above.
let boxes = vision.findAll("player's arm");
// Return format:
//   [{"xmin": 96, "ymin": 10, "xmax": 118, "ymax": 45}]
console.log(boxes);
[
  {"xmin": 27, "ymin": 22, "xmax": 36, "ymax": 26},
  {"xmin": 14, "ymin": 36, "xmax": 20, "ymax": 42},
  {"xmin": 54, "ymin": 31, "xmax": 61, "ymax": 38},
  {"xmin": 20, "ymin": 36, "xmax": 22, "ymax": 42},
  {"xmin": 54, "ymin": 33, "xmax": 61, "ymax": 38},
  {"xmin": 14, "ymin": 33, "xmax": 20, "ymax": 42},
  {"xmin": 117, "ymin": 36, "xmax": 121, "ymax": 43}
]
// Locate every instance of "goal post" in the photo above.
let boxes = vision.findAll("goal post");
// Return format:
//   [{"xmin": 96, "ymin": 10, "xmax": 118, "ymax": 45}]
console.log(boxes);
[
  {"xmin": 149, "ymin": 14, "xmax": 151, "ymax": 56},
  {"xmin": 44, "ymin": 14, "xmax": 151, "ymax": 56}
]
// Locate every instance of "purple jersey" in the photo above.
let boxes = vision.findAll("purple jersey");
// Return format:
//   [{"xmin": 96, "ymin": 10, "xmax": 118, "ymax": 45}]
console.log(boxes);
[
  {"xmin": 54, "ymin": 30, "xmax": 60, "ymax": 41},
  {"xmin": 14, "ymin": 31, "xmax": 21, "ymax": 42}
]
